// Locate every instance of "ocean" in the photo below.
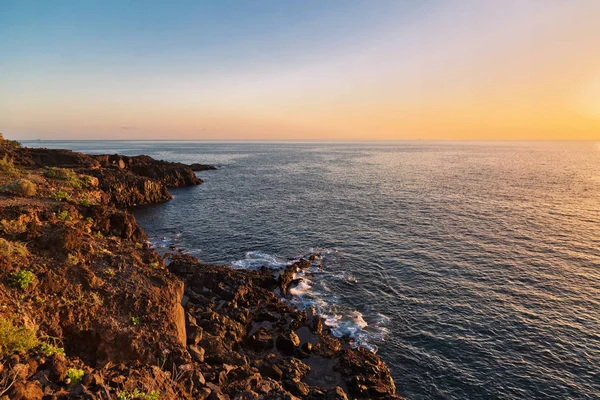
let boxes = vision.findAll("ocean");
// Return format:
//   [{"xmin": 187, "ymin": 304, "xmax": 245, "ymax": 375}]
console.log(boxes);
[{"xmin": 24, "ymin": 140, "xmax": 600, "ymax": 399}]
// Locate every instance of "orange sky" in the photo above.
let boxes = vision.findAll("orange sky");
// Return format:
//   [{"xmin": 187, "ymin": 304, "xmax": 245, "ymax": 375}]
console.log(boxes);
[{"xmin": 1, "ymin": 1, "xmax": 600, "ymax": 140}]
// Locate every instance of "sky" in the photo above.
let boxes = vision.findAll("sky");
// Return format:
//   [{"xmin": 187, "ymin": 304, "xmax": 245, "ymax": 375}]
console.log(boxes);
[{"xmin": 1, "ymin": 0, "xmax": 600, "ymax": 141}]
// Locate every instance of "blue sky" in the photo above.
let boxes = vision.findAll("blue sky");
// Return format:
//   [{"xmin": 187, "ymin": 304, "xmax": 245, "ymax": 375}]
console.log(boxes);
[{"xmin": 1, "ymin": 1, "xmax": 599, "ymax": 140}]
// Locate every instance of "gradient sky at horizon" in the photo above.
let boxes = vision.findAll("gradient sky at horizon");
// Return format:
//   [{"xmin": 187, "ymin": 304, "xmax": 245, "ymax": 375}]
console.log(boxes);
[{"xmin": 2, "ymin": 0, "xmax": 600, "ymax": 140}]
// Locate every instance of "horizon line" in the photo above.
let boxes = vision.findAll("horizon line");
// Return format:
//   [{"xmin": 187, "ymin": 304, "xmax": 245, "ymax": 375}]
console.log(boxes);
[{"xmin": 14, "ymin": 138, "xmax": 600, "ymax": 143}]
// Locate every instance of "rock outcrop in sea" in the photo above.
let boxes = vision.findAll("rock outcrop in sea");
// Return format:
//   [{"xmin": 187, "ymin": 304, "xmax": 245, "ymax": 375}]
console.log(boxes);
[{"xmin": 0, "ymin": 137, "xmax": 402, "ymax": 399}]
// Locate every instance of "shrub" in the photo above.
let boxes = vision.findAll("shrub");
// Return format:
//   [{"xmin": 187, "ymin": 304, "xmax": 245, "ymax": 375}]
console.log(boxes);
[
  {"xmin": 78, "ymin": 199, "xmax": 94, "ymax": 207},
  {"xmin": 44, "ymin": 167, "xmax": 72, "ymax": 180},
  {"xmin": 0, "ymin": 218, "xmax": 27, "ymax": 235},
  {"xmin": 66, "ymin": 253, "xmax": 80, "ymax": 266},
  {"xmin": 3, "ymin": 139, "xmax": 22, "ymax": 148},
  {"xmin": 0, "ymin": 238, "xmax": 29, "ymax": 257},
  {"xmin": 9, "ymin": 270, "xmax": 35, "ymax": 290},
  {"xmin": 118, "ymin": 389, "xmax": 160, "ymax": 400},
  {"xmin": 66, "ymin": 368, "xmax": 84, "ymax": 385},
  {"xmin": 0, "ymin": 318, "xmax": 38, "ymax": 356},
  {"xmin": 44, "ymin": 168, "xmax": 86, "ymax": 189},
  {"xmin": 103, "ymin": 268, "xmax": 115, "ymax": 277},
  {"xmin": 0, "ymin": 155, "xmax": 21, "ymax": 177},
  {"xmin": 53, "ymin": 190, "xmax": 70, "ymax": 201},
  {"xmin": 2, "ymin": 179, "xmax": 36, "ymax": 196},
  {"xmin": 40, "ymin": 342, "xmax": 65, "ymax": 357},
  {"xmin": 56, "ymin": 210, "xmax": 72, "ymax": 221}
]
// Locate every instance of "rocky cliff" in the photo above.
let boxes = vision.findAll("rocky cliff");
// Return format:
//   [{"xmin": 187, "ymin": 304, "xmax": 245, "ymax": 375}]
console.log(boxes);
[{"xmin": 0, "ymin": 139, "xmax": 402, "ymax": 399}]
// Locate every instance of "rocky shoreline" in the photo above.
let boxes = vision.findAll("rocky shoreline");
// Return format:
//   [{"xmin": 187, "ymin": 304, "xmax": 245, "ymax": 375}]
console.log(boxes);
[{"xmin": 0, "ymin": 137, "xmax": 402, "ymax": 399}]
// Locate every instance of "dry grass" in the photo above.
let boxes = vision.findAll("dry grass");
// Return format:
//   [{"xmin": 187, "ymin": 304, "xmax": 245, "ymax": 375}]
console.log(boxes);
[
  {"xmin": 0, "ymin": 238, "xmax": 29, "ymax": 257},
  {"xmin": 0, "ymin": 155, "xmax": 21, "ymax": 177},
  {"xmin": 0, "ymin": 218, "xmax": 27, "ymax": 236},
  {"xmin": 1, "ymin": 179, "xmax": 37, "ymax": 196},
  {"xmin": 0, "ymin": 318, "xmax": 38, "ymax": 357}
]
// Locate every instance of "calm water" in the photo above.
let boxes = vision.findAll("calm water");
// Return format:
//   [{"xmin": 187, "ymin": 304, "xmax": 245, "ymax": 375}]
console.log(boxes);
[{"xmin": 25, "ymin": 141, "xmax": 600, "ymax": 399}]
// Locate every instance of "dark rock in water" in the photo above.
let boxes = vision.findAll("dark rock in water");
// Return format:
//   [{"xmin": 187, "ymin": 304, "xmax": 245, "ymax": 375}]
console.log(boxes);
[
  {"xmin": 190, "ymin": 163, "xmax": 218, "ymax": 171},
  {"xmin": 279, "ymin": 257, "xmax": 314, "ymax": 295},
  {"xmin": 301, "ymin": 342, "xmax": 313, "ymax": 354}
]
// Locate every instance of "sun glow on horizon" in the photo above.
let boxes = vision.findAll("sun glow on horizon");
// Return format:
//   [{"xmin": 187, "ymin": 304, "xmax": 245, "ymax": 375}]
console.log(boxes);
[{"xmin": 1, "ymin": 0, "xmax": 600, "ymax": 140}]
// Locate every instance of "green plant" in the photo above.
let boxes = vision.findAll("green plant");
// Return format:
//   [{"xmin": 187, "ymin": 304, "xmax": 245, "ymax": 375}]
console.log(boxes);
[
  {"xmin": 0, "ymin": 155, "xmax": 21, "ymax": 177},
  {"xmin": 66, "ymin": 368, "xmax": 84, "ymax": 385},
  {"xmin": 103, "ymin": 268, "xmax": 115, "ymax": 277},
  {"xmin": 81, "ymin": 175, "xmax": 96, "ymax": 187},
  {"xmin": 93, "ymin": 231, "xmax": 103, "ymax": 238},
  {"xmin": 131, "ymin": 316, "xmax": 140, "ymax": 326},
  {"xmin": 40, "ymin": 342, "xmax": 65, "ymax": 357},
  {"xmin": 0, "ymin": 318, "xmax": 38, "ymax": 356},
  {"xmin": 0, "ymin": 218, "xmax": 27, "ymax": 235},
  {"xmin": 1, "ymin": 179, "xmax": 36, "ymax": 196},
  {"xmin": 78, "ymin": 199, "xmax": 94, "ymax": 207},
  {"xmin": 56, "ymin": 210, "xmax": 72, "ymax": 221},
  {"xmin": 44, "ymin": 167, "xmax": 73, "ymax": 180},
  {"xmin": 118, "ymin": 389, "xmax": 160, "ymax": 400},
  {"xmin": 0, "ymin": 238, "xmax": 29, "ymax": 257},
  {"xmin": 53, "ymin": 190, "xmax": 70, "ymax": 201},
  {"xmin": 3, "ymin": 139, "xmax": 22, "ymax": 148},
  {"xmin": 85, "ymin": 217, "xmax": 94, "ymax": 223},
  {"xmin": 135, "ymin": 242, "xmax": 143, "ymax": 249},
  {"xmin": 148, "ymin": 262, "xmax": 159, "ymax": 269},
  {"xmin": 44, "ymin": 168, "xmax": 89, "ymax": 189},
  {"xmin": 9, "ymin": 270, "xmax": 35, "ymax": 290},
  {"xmin": 66, "ymin": 253, "xmax": 80, "ymax": 266}
]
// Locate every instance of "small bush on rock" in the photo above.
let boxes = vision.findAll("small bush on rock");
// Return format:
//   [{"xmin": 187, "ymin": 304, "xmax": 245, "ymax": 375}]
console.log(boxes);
[
  {"xmin": 53, "ymin": 190, "xmax": 70, "ymax": 201},
  {"xmin": 0, "ymin": 318, "xmax": 38, "ymax": 356},
  {"xmin": 0, "ymin": 238, "xmax": 29, "ymax": 257},
  {"xmin": 66, "ymin": 368, "xmax": 84, "ymax": 385},
  {"xmin": 0, "ymin": 218, "xmax": 27, "ymax": 235},
  {"xmin": 2, "ymin": 179, "xmax": 36, "ymax": 196},
  {"xmin": 0, "ymin": 155, "xmax": 21, "ymax": 177},
  {"xmin": 40, "ymin": 342, "xmax": 65, "ymax": 357},
  {"xmin": 9, "ymin": 270, "xmax": 35, "ymax": 290},
  {"xmin": 118, "ymin": 389, "xmax": 160, "ymax": 400},
  {"xmin": 57, "ymin": 210, "xmax": 72, "ymax": 221}
]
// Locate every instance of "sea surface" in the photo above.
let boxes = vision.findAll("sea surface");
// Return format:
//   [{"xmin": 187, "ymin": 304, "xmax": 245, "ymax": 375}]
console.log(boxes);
[{"xmin": 24, "ymin": 140, "xmax": 600, "ymax": 399}]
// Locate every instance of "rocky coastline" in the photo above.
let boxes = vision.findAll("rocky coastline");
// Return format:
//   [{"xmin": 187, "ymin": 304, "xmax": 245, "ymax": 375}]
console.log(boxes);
[{"xmin": 0, "ymin": 137, "xmax": 402, "ymax": 399}]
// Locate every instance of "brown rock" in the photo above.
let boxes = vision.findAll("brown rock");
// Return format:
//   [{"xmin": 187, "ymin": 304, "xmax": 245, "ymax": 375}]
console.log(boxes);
[
  {"xmin": 173, "ymin": 280, "xmax": 188, "ymax": 348},
  {"xmin": 247, "ymin": 328, "xmax": 273, "ymax": 351},
  {"xmin": 10, "ymin": 381, "xmax": 44, "ymax": 400},
  {"xmin": 187, "ymin": 324, "xmax": 203, "ymax": 345},
  {"xmin": 48, "ymin": 356, "xmax": 67, "ymax": 381},
  {"xmin": 285, "ymin": 380, "xmax": 310, "ymax": 397},
  {"xmin": 276, "ymin": 331, "xmax": 301, "ymax": 355},
  {"xmin": 189, "ymin": 345, "xmax": 205, "ymax": 363},
  {"xmin": 258, "ymin": 364, "xmax": 283, "ymax": 381},
  {"xmin": 326, "ymin": 386, "xmax": 349, "ymax": 400}
]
